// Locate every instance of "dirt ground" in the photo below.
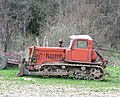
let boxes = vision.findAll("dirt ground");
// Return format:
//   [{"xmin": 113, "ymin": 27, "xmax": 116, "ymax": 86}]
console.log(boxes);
[{"xmin": 0, "ymin": 80, "xmax": 120, "ymax": 97}]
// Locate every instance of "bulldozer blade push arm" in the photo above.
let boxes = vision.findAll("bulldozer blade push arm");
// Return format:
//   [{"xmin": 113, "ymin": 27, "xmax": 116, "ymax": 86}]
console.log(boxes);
[{"xmin": 17, "ymin": 65, "xmax": 25, "ymax": 77}]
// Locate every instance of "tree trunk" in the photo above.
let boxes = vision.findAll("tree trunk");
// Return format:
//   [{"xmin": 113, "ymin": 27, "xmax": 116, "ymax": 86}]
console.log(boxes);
[{"xmin": 4, "ymin": 42, "xmax": 7, "ymax": 53}]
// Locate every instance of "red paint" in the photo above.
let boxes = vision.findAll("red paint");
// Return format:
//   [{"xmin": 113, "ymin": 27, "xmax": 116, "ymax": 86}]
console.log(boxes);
[{"xmin": 29, "ymin": 35, "xmax": 97, "ymax": 66}]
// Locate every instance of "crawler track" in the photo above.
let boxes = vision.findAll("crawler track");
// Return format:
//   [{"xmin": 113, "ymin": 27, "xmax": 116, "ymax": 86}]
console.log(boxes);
[{"xmin": 19, "ymin": 62, "xmax": 105, "ymax": 80}]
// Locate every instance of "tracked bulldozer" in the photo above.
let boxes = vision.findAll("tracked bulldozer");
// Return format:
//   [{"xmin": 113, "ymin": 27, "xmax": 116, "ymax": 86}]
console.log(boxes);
[{"xmin": 17, "ymin": 35, "xmax": 108, "ymax": 80}]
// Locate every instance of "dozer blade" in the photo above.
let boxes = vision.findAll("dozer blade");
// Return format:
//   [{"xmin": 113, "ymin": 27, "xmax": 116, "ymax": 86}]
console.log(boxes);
[{"xmin": 17, "ymin": 65, "xmax": 25, "ymax": 77}]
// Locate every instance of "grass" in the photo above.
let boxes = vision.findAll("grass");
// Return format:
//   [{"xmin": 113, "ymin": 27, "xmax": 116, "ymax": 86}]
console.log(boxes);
[
  {"xmin": 103, "ymin": 51, "xmax": 120, "ymax": 67},
  {"xmin": 0, "ymin": 66, "xmax": 120, "ymax": 92},
  {"xmin": 105, "ymin": 51, "xmax": 120, "ymax": 58}
]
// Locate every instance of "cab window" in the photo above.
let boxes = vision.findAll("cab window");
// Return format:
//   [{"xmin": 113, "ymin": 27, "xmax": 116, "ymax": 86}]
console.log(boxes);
[{"xmin": 74, "ymin": 40, "xmax": 88, "ymax": 49}]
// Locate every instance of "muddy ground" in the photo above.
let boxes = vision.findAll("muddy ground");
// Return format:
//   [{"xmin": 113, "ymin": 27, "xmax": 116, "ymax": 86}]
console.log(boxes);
[{"xmin": 0, "ymin": 80, "xmax": 120, "ymax": 97}]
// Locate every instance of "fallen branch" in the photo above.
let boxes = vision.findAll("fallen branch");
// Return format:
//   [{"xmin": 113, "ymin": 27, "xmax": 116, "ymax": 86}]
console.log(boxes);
[
  {"xmin": 98, "ymin": 48, "xmax": 120, "ymax": 53},
  {"xmin": 93, "ymin": 41, "xmax": 120, "ymax": 53}
]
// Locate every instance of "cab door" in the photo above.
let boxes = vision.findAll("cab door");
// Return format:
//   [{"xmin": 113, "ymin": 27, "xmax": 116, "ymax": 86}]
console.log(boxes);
[{"xmin": 71, "ymin": 39, "xmax": 90, "ymax": 62}]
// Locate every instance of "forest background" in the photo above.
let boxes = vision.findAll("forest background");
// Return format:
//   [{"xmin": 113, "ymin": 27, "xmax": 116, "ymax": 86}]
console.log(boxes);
[{"xmin": 0, "ymin": 0, "xmax": 120, "ymax": 66}]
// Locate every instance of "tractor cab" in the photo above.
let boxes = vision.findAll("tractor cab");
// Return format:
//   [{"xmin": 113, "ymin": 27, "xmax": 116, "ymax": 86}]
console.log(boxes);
[{"xmin": 65, "ymin": 35, "xmax": 97, "ymax": 62}]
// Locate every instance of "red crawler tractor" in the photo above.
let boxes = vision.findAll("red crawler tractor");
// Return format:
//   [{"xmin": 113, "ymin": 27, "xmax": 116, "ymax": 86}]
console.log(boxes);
[{"xmin": 17, "ymin": 35, "xmax": 108, "ymax": 80}]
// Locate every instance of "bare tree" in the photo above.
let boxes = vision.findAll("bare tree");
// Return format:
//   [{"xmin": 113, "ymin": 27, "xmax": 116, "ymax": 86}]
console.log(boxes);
[{"xmin": 0, "ymin": 0, "xmax": 15, "ymax": 52}]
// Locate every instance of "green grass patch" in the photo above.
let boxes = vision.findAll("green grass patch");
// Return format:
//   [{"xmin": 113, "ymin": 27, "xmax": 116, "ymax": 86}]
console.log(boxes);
[
  {"xmin": 106, "ymin": 51, "xmax": 120, "ymax": 58},
  {"xmin": 0, "ymin": 66, "xmax": 120, "ymax": 92}
]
